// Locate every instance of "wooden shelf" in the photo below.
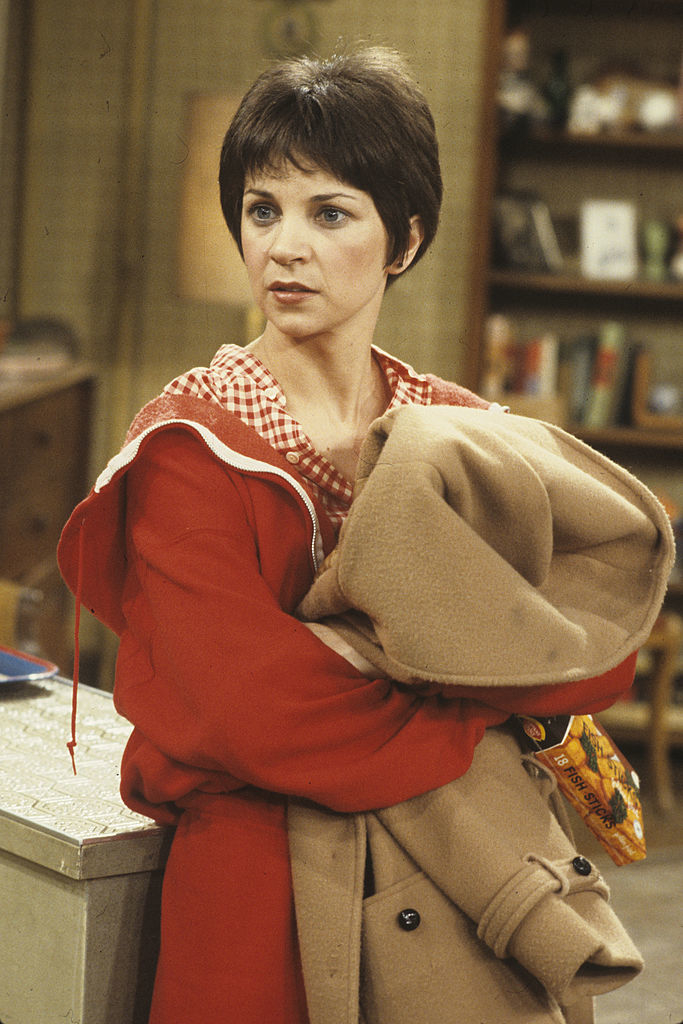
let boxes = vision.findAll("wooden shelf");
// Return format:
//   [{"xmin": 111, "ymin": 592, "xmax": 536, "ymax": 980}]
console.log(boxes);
[
  {"xmin": 515, "ymin": 0, "xmax": 683, "ymax": 18},
  {"xmin": 501, "ymin": 127, "xmax": 683, "ymax": 162},
  {"xmin": 489, "ymin": 270, "xmax": 683, "ymax": 305},
  {"xmin": 572, "ymin": 425, "xmax": 683, "ymax": 453}
]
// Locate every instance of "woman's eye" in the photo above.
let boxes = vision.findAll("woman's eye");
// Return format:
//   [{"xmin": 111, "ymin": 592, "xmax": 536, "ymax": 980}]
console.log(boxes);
[
  {"xmin": 249, "ymin": 204, "xmax": 276, "ymax": 223},
  {"xmin": 318, "ymin": 207, "xmax": 348, "ymax": 226}
]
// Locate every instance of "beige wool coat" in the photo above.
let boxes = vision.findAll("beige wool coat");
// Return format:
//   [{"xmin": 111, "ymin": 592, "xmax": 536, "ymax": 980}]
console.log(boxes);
[
  {"xmin": 298, "ymin": 404, "xmax": 673, "ymax": 688},
  {"xmin": 291, "ymin": 405, "xmax": 674, "ymax": 1024},
  {"xmin": 288, "ymin": 727, "xmax": 643, "ymax": 1024}
]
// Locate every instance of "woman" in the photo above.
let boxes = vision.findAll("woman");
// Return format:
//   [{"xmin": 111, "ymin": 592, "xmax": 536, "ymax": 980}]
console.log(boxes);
[{"xmin": 58, "ymin": 48, "xmax": 638, "ymax": 1023}]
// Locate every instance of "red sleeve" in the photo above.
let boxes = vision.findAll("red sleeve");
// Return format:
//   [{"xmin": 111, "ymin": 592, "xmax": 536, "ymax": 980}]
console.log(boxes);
[
  {"xmin": 438, "ymin": 653, "xmax": 637, "ymax": 717},
  {"xmin": 117, "ymin": 429, "xmax": 508, "ymax": 813}
]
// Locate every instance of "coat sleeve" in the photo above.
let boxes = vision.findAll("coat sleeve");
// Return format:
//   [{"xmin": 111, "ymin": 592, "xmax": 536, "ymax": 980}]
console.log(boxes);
[{"xmin": 116, "ymin": 429, "xmax": 511, "ymax": 813}]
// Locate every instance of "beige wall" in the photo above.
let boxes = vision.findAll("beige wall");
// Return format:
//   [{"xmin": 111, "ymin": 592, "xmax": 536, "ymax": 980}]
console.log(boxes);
[{"xmin": 14, "ymin": 0, "xmax": 490, "ymax": 467}]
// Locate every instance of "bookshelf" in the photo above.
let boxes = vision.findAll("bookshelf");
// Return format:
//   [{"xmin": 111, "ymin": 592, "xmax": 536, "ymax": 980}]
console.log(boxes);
[
  {"xmin": 467, "ymin": 0, "xmax": 683, "ymax": 448},
  {"xmin": 466, "ymin": 0, "xmax": 683, "ymax": 806}
]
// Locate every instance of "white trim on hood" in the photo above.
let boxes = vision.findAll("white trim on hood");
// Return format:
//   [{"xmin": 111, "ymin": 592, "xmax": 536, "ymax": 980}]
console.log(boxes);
[{"xmin": 94, "ymin": 417, "xmax": 324, "ymax": 570}]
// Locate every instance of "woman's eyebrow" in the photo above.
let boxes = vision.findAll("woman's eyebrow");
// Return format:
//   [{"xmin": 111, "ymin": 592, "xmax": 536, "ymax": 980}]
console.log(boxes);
[
  {"xmin": 311, "ymin": 192, "xmax": 357, "ymax": 202},
  {"xmin": 243, "ymin": 188, "xmax": 358, "ymax": 202}
]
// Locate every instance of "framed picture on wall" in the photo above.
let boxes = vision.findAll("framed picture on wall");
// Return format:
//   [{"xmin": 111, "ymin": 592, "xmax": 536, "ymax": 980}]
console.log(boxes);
[{"xmin": 492, "ymin": 192, "xmax": 563, "ymax": 274}]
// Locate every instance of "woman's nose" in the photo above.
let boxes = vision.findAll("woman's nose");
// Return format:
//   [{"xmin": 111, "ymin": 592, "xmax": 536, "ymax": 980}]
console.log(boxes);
[{"xmin": 268, "ymin": 216, "xmax": 312, "ymax": 264}]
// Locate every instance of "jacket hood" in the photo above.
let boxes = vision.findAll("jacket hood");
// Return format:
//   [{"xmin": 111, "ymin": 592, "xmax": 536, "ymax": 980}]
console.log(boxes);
[
  {"xmin": 58, "ymin": 376, "xmax": 486, "ymax": 639},
  {"xmin": 58, "ymin": 391, "xmax": 330, "ymax": 638}
]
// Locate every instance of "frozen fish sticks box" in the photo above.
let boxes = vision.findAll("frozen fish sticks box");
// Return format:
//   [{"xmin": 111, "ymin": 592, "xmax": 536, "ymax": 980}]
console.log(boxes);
[{"xmin": 517, "ymin": 714, "xmax": 646, "ymax": 866}]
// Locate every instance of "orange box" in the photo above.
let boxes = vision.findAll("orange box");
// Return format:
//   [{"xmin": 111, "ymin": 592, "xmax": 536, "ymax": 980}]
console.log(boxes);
[{"xmin": 518, "ymin": 714, "xmax": 646, "ymax": 866}]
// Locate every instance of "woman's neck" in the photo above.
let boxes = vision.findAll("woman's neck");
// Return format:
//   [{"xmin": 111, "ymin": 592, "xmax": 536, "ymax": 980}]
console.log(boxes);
[{"xmin": 247, "ymin": 328, "xmax": 390, "ymax": 481}]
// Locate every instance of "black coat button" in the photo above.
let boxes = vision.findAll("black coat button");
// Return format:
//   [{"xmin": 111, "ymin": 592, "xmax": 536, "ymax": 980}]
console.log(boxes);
[
  {"xmin": 572, "ymin": 856, "xmax": 592, "ymax": 876},
  {"xmin": 397, "ymin": 908, "xmax": 421, "ymax": 931}
]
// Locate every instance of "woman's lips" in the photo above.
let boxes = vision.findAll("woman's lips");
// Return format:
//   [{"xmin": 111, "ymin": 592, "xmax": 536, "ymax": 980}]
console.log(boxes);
[{"xmin": 268, "ymin": 282, "xmax": 317, "ymax": 304}]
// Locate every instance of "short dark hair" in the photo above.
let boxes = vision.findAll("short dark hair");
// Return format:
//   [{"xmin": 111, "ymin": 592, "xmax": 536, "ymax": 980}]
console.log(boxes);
[{"xmin": 218, "ymin": 47, "xmax": 443, "ymax": 274}]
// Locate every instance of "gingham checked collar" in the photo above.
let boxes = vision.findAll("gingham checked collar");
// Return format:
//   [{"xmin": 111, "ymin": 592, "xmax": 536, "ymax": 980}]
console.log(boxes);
[{"xmin": 164, "ymin": 343, "xmax": 433, "ymax": 532}]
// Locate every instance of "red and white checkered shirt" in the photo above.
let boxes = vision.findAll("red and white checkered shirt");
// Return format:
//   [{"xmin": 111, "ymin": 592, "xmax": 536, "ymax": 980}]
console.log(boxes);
[{"xmin": 164, "ymin": 343, "xmax": 433, "ymax": 532}]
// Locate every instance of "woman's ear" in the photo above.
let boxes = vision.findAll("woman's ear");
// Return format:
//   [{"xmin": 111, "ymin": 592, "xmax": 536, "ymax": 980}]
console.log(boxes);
[{"xmin": 387, "ymin": 215, "xmax": 425, "ymax": 276}]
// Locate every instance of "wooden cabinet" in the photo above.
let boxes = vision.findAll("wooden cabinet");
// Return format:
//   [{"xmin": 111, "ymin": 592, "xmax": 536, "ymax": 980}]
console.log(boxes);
[
  {"xmin": 0, "ymin": 366, "xmax": 95, "ymax": 669},
  {"xmin": 466, "ymin": 0, "xmax": 683, "ymax": 806}
]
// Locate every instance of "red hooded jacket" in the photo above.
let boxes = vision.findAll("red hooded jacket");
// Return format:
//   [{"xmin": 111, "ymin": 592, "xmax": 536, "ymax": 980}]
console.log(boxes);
[{"xmin": 57, "ymin": 381, "xmax": 635, "ymax": 1024}]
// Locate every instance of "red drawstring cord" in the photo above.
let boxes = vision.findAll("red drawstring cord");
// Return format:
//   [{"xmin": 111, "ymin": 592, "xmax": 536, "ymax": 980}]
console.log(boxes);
[{"xmin": 67, "ymin": 517, "xmax": 86, "ymax": 774}]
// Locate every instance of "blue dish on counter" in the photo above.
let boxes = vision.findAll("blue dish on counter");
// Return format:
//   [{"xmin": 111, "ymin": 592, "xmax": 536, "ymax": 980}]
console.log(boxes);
[{"xmin": 0, "ymin": 646, "xmax": 59, "ymax": 684}]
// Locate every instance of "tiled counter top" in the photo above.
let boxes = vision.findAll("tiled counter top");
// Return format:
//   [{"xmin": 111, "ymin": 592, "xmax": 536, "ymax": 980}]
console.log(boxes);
[{"xmin": 0, "ymin": 676, "xmax": 170, "ymax": 1024}]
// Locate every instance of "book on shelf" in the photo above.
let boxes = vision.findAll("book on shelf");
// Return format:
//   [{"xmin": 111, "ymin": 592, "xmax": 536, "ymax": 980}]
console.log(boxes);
[
  {"xmin": 583, "ymin": 322, "xmax": 629, "ymax": 429},
  {"xmin": 481, "ymin": 313, "xmax": 517, "ymax": 399},
  {"xmin": 516, "ymin": 333, "xmax": 560, "ymax": 398},
  {"xmin": 559, "ymin": 333, "xmax": 596, "ymax": 425}
]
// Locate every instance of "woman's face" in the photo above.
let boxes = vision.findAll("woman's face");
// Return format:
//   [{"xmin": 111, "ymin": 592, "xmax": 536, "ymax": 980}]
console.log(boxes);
[{"xmin": 240, "ymin": 162, "xmax": 401, "ymax": 345}]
